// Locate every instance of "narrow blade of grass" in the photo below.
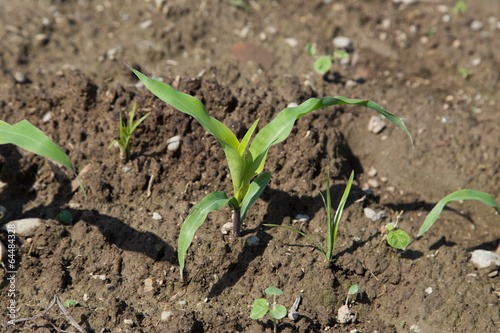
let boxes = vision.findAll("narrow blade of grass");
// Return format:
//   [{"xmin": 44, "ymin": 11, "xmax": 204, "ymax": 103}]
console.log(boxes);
[
  {"xmin": 264, "ymin": 224, "xmax": 327, "ymax": 256},
  {"xmin": 417, "ymin": 190, "xmax": 500, "ymax": 237}
]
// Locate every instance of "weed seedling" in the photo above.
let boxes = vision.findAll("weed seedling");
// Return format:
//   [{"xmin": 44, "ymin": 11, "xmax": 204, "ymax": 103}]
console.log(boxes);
[
  {"xmin": 385, "ymin": 211, "xmax": 411, "ymax": 250},
  {"xmin": 0, "ymin": 119, "xmax": 84, "ymax": 194},
  {"xmin": 251, "ymin": 286, "xmax": 287, "ymax": 333},
  {"xmin": 108, "ymin": 101, "xmax": 150, "ymax": 162},
  {"xmin": 337, "ymin": 284, "xmax": 360, "ymax": 324},
  {"xmin": 305, "ymin": 43, "xmax": 350, "ymax": 75},
  {"xmin": 265, "ymin": 168, "xmax": 354, "ymax": 261},
  {"xmin": 129, "ymin": 67, "xmax": 412, "ymax": 279},
  {"xmin": 458, "ymin": 67, "xmax": 473, "ymax": 79}
]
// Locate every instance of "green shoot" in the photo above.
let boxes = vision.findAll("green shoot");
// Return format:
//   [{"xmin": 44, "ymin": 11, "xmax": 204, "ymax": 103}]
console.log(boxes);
[
  {"xmin": 333, "ymin": 49, "xmax": 350, "ymax": 60},
  {"xmin": 304, "ymin": 43, "xmax": 317, "ymax": 57},
  {"xmin": 313, "ymin": 56, "xmax": 333, "ymax": 75},
  {"xmin": 0, "ymin": 119, "xmax": 85, "ymax": 195},
  {"xmin": 385, "ymin": 211, "xmax": 411, "ymax": 250},
  {"xmin": 452, "ymin": 0, "xmax": 467, "ymax": 15},
  {"xmin": 417, "ymin": 190, "xmax": 499, "ymax": 237},
  {"xmin": 458, "ymin": 67, "xmax": 473, "ymax": 79},
  {"xmin": 129, "ymin": 67, "xmax": 413, "ymax": 279},
  {"xmin": 108, "ymin": 101, "xmax": 150, "ymax": 162},
  {"xmin": 346, "ymin": 284, "xmax": 360, "ymax": 305},
  {"xmin": 251, "ymin": 286, "xmax": 287, "ymax": 333},
  {"xmin": 63, "ymin": 300, "xmax": 77, "ymax": 308},
  {"xmin": 265, "ymin": 169, "xmax": 354, "ymax": 261}
]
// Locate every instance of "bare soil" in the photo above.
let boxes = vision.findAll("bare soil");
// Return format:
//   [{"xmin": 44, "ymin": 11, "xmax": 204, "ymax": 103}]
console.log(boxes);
[{"xmin": 0, "ymin": 1, "xmax": 499, "ymax": 332}]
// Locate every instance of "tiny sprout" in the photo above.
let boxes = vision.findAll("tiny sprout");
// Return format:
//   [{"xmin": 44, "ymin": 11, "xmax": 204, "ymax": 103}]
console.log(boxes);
[
  {"xmin": 452, "ymin": 0, "xmax": 467, "ymax": 15},
  {"xmin": 385, "ymin": 211, "xmax": 411, "ymax": 250},
  {"xmin": 346, "ymin": 284, "xmax": 361, "ymax": 305},
  {"xmin": 458, "ymin": 67, "xmax": 473, "ymax": 79},
  {"xmin": 108, "ymin": 101, "xmax": 150, "ymax": 163},
  {"xmin": 63, "ymin": 300, "xmax": 77, "ymax": 308},
  {"xmin": 251, "ymin": 287, "xmax": 287, "ymax": 333},
  {"xmin": 333, "ymin": 49, "xmax": 349, "ymax": 60}
]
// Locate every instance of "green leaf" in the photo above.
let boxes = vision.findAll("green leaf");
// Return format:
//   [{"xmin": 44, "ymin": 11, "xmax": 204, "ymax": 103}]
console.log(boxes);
[
  {"xmin": 178, "ymin": 191, "xmax": 231, "ymax": 279},
  {"xmin": 314, "ymin": 56, "xmax": 332, "ymax": 75},
  {"xmin": 0, "ymin": 120, "xmax": 74, "ymax": 172},
  {"xmin": 0, "ymin": 120, "xmax": 85, "ymax": 195},
  {"xmin": 248, "ymin": 97, "xmax": 413, "ymax": 181},
  {"xmin": 348, "ymin": 284, "xmax": 359, "ymax": 295},
  {"xmin": 239, "ymin": 172, "xmax": 271, "ymax": 221},
  {"xmin": 385, "ymin": 223, "xmax": 395, "ymax": 232},
  {"xmin": 130, "ymin": 68, "xmax": 247, "ymax": 194},
  {"xmin": 269, "ymin": 304, "xmax": 287, "ymax": 320},
  {"xmin": 238, "ymin": 119, "xmax": 260, "ymax": 156},
  {"xmin": 417, "ymin": 190, "xmax": 500, "ymax": 237},
  {"xmin": 265, "ymin": 286, "xmax": 283, "ymax": 296},
  {"xmin": 305, "ymin": 43, "xmax": 317, "ymax": 57},
  {"xmin": 63, "ymin": 300, "xmax": 77, "ymax": 308},
  {"xmin": 250, "ymin": 299, "xmax": 269, "ymax": 319},
  {"xmin": 327, "ymin": 170, "xmax": 354, "ymax": 261},
  {"xmin": 387, "ymin": 229, "xmax": 411, "ymax": 249}
]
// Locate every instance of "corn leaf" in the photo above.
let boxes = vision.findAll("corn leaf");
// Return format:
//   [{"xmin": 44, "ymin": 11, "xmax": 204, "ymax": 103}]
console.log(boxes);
[
  {"xmin": 178, "ymin": 191, "xmax": 231, "ymax": 279},
  {"xmin": 240, "ymin": 172, "xmax": 271, "ymax": 221},
  {"xmin": 417, "ymin": 190, "xmax": 500, "ymax": 237},
  {"xmin": 0, "ymin": 120, "xmax": 75, "ymax": 172},
  {"xmin": 248, "ymin": 97, "xmax": 413, "ymax": 178},
  {"xmin": 130, "ymin": 68, "xmax": 246, "ymax": 193}
]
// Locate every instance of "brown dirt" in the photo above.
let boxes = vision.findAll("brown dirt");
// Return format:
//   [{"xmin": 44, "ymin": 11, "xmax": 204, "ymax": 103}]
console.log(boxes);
[{"xmin": 0, "ymin": 0, "xmax": 499, "ymax": 332}]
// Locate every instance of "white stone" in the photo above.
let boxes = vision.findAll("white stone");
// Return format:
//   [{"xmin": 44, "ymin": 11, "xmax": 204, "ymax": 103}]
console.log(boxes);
[
  {"xmin": 1, "ymin": 218, "xmax": 43, "ymax": 237},
  {"xmin": 152, "ymin": 212, "xmax": 162, "ymax": 220},
  {"xmin": 367, "ymin": 167, "xmax": 378, "ymax": 177},
  {"xmin": 470, "ymin": 249, "xmax": 500, "ymax": 269},
  {"xmin": 285, "ymin": 38, "xmax": 298, "ymax": 47},
  {"xmin": 221, "ymin": 222, "xmax": 233, "ymax": 235},
  {"xmin": 364, "ymin": 208, "xmax": 385, "ymax": 221},
  {"xmin": 161, "ymin": 310, "xmax": 174, "ymax": 322},
  {"xmin": 333, "ymin": 36, "xmax": 352, "ymax": 49},
  {"xmin": 425, "ymin": 287, "xmax": 433, "ymax": 295},
  {"xmin": 337, "ymin": 304, "xmax": 355, "ymax": 324},
  {"xmin": 367, "ymin": 178, "xmax": 380, "ymax": 189},
  {"xmin": 123, "ymin": 319, "xmax": 134, "ymax": 326},
  {"xmin": 368, "ymin": 115, "xmax": 386, "ymax": 134},
  {"xmin": 470, "ymin": 20, "xmax": 483, "ymax": 31},
  {"xmin": 294, "ymin": 214, "xmax": 310, "ymax": 223},
  {"xmin": 287, "ymin": 102, "xmax": 298, "ymax": 108},
  {"xmin": 167, "ymin": 135, "xmax": 181, "ymax": 152}
]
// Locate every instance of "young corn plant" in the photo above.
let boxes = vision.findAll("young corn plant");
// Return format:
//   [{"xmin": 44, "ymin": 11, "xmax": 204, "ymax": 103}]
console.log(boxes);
[
  {"xmin": 129, "ymin": 67, "xmax": 413, "ymax": 279},
  {"xmin": 265, "ymin": 168, "xmax": 354, "ymax": 261},
  {"xmin": 108, "ymin": 101, "xmax": 150, "ymax": 162},
  {"xmin": 0, "ymin": 120, "xmax": 84, "ymax": 194}
]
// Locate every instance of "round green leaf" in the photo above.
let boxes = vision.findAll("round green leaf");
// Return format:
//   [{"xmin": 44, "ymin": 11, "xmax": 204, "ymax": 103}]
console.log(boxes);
[
  {"xmin": 313, "ymin": 56, "xmax": 332, "ymax": 75},
  {"xmin": 63, "ymin": 300, "xmax": 77, "ymax": 308},
  {"xmin": 269, "ymin": 304, "xmax": 287, "ymax": 320},
  {"xmin": 265, "ymin": 286, "xmax": 283, "ymax": 296},
  {"xmin": 348, "ymin": 284, "xmax": 359, "ymax": 295},
  {"xmin": 250, "ymin": 299, "xmax": 269, "ymax": 319},
  {"xmin": 387, "ymin": 229, "xmax": 411, "ymax": 249}
]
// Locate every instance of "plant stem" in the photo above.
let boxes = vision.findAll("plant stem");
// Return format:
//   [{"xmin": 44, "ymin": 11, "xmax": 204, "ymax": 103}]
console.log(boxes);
[{"xmin": 232, "ymin": 209, "xmax": 241, "ymax": 237}]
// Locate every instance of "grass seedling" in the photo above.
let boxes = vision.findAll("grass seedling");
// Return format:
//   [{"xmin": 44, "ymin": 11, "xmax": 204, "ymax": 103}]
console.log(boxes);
[
  {"xmin": 305, "ymin": 43, "xmax": 350, "ymax": 75},
  {"xmin": 458, "ymin": 67, "xmax": 473, "ymax": 79},
  {"xmin": 265, "ymin": 169, "xmax": 354, "ymax": 261},
  {"xmin": 108, "ymin": 101, "xmax": 150, "ymax": 162},
  {"xmin": 452, "ymin": 0, "xmax": 467, "ymax": 15},
  {"xmin": 250, "ymin": 286, "xmax": 287, "ymax": 333},
  {"xmin": 0, "ymin": 119, "xmax": 84, "ymax": 195},
  {"xmin": 129, "ymin": 67, "xmax": 412, "ymax": 279}
]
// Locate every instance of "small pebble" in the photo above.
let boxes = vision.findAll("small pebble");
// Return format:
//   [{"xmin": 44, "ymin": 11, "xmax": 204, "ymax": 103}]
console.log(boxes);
[
  {"xmin": 410, "ymin": 325, "xmax": 422, "ymax": 333},
  {"xmin": 1, "ymin": 218, "xmax": 43, "ymax": 237},
  {"xmin": 337, "ymin": 304, "xmax": 355, "ymax": 324},
  {"xmin": 367, "ymin": 178, "xmax": 380, "ymax": 189},
  {"xmin": 333, "ymin": 36, "xmax": 352, "ymax": 49},
  {"xmin": 152, "ymin": 212, "xmax": 162, "ymax": 220},
  {"xmin": 294, "ymin": 214, "xmax": 310, "ymax": 223},
  {"xmin": 83, "ymin": 294, "xmax": 89, "ymax": 301},
  {"xmin": 144, "ymin": 278, "xmax": 155, "ymax": 292},
  {"xmin": 246, "ymin": 235, "xmax": 260, "ymax": 247},
  {"xmin": 42, "ymin": 112, "xmax": 53, "ymax": 123},
  {"xmin": 367, "ymin": 167, "xmax": 378, "ymax": 177},
  {"xmin": 471, "ymin": 57, "xmax": 481, "ymax": 66},
  {"xmin": 122, "ymin": 166, "xmax": 131, "ymax": 173},
  {"xmin": 167, "ymin": 135, "xmax": 181, "ymax": 152},
  {"xmin": 139, "ymin": 19, "xmax": 153, "ymax": 29},
  {"xmin": 470, "ymin": 249, "xmax": 500, "ymax": 269},
  {"xmin": 425, "ymin": 287, "xmax": 433, "ymax": 295},
  {"xmin": 13, "ymin": 72, "xmax": 29, "ymax": 84},
  {"xmin": 364, "ymin": 208, "xmax": 385, "ymax": 221},
  {"xmin": 221, "ymin": 222, "xmax": 233, "ymax": 235},
  {"xmin": 345, "ymin": 79, "xmax": 357, "ymax": 88},
  {"xmin": 470, "ymin": 20, "xmax": 483, "ymax": 31},
  {"xmin": 123, "ymin": 319, "xmax": 134, "ymax": 326},
  {"xmin": 161, "ymin": 311, "xmax": 175, "ymax": 322},
  {"xmin": 285, "ymin": 38, "xmax": 298, "ymax": 47},
  {"xmin": 368, "ymin": 115, "xmax": 386, "ymax": 134},
  {"xmin": 287, "ymin": 102, "xmax": 298, "ymax": 108}
]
